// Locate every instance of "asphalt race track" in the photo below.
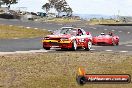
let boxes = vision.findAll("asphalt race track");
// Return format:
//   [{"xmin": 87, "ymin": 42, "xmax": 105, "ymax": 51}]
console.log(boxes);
[{"xmin": 0, "ymin": 19, "xmax": 132, "ymax": 54}]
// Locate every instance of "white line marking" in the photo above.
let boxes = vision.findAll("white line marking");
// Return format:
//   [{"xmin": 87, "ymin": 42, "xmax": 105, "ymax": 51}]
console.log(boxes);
[
  {"xmin": 0, "ymin": 52, "xmax": 16, "ymax": 55},
  {"xmin": 14, "ymin": 38, "xmax": 19, "ymax": 39},
  {"xmin": 0, "ymin": 50, "xmax": 48, "ymax": 55},
  {"xmin": 106, "ymin": 50, "xmax": 113, "ymax": 52},
  {"xmin": 48, "ymin": 30, "xmax": 52, "ymax": 32},
  {"xmin": 15, "ymin": 51, "xmax": 31, "ymax": 53},
  {"xmin": 91, "ymin": 49, "xmax": 95, "ymax": 50},
  {"xmin": 26, "ymin": 27, "xmax": 31, "ymax": 29},
  {"xmin": 112, "ymin": 30, "xmax": 115, "ymax": 32},
  {"xmin": 93, "ymin": 27, "xmax": 97, "ymax": 29},
  {"xmin": 29, "ymin": 50, "xmax": 48, "ymax": 53},
  {"xmin": 40, "ymin": 49, "xmax": 55, "ymax": 51},
  {"xmin": 125, "ymin": 45, "xmax": 132, "ymax": 46},
  {"xmin": 104, "ymin": 29, "xmax": 108, "ymax": 30},
  {"xmin": 120, "ymin": 51, "xmax": 128, "ymax": 53},
  {"xmin": 40, "ymin": 49, "xmax": 45, "ymax": 50},
  {"xmin": 9, "ymin": 25, "xmax": 13, "ymax": 27},
  {"xmin": 34, "ymin": 28, "xmax": 38, "ymax": 29},
  {"xmin": 119, "ymin": 31, "xmax": 122, "ymax": 32},
  {"xmin": 127, "ymin": 32, "xmax": 130, "ymax": 34},
  {"xmin": 89, "ymin": 27, "xmax": 97, "ymax": 29}
]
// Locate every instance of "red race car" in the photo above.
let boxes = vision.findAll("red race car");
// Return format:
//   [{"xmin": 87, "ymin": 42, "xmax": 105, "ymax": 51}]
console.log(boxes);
[
  {"xmin": 42, "ymin": 27, "xmax": 92, "ymax": 51},
  {"xmin": 92, "ymin": 32, "xmax": 119, "ymax": 45}
]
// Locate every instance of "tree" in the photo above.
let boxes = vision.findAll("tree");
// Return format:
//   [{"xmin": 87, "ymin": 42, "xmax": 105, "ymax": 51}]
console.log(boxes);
[
  {"xmin": 54, "ymin": 0, "xmax": 66, "ymax": 16},
  {"xmin": 65, "ymin": 7, "xmax": 73, "ymax": 17},
  {"xmin": 42, "ymin": 0, "xmax": 73, "ymax": 17},
  {"xmin": 49, "ymin": 0, "xmax": 58, "ymax": 6},
  {"xmin": 2, "ymin": 0, "xmax": 18, "ymax": 9},
  {"xmin": 42, "ymin": 3, "xmax": 50, "ymax": 14}
]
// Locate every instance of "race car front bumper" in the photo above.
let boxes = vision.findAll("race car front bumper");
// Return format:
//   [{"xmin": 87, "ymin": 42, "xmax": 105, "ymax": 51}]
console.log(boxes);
[
  {"xmin": 93, "ymin": 39, "xmax": 113, "ymax": 45},
  {"xmin": 42, "ymin": 40, "xmax": 73, "ymax": 48}
]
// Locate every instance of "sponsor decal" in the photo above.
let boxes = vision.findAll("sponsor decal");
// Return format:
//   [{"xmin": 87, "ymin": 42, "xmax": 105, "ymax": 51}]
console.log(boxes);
[{"xmin": 76, "ymin": 68, "xmax": 131, "ymax": 85}]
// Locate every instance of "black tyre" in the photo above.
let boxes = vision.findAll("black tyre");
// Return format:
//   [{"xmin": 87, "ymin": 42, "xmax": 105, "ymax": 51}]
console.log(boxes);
[
  {"xmin": 85, "ymin": 41, "xmax": 92, "ymax": 51},
  {"xmin": 71, "ymin": 40, "xmax": 77, "ymax": 51},
  {"xmin": 61, "ymin": 48, "xmax": 67, "ymax": 51},
  {"xmin": 116, "ymin": 42, "xmax": 119, "ymax": 46},
  {"xmin": 44, "ymin": 47, "xmax": 50, "ymax": 50},
  {"xmin": 112, "ymin": 40, "xmax": 116, "ymax": 46}
]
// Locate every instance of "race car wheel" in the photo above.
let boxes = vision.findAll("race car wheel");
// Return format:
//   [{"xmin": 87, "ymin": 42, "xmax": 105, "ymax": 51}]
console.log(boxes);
[
  {"xmin": 44, "ymin": 47, "xmax": 50, "ymax": 50},
  {"xmin": 112, "ymin": 41, "xmax": 116, "ymax": 46},
  {"xmin": 116, "ymin": 42, "xmax": 119, "ymax": 46},
  {"xmin": 71, "ymin": 40, "xmax": 77, "ymax": 51},
  {"xmin": 85, "ymin": 41, "xmax": 92, "ymax": 51}
]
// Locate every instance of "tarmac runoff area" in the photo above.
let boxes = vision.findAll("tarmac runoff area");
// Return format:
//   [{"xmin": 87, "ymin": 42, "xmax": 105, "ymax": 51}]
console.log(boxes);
[{"xmin": 0, "ymin": 19, "xmax": 132, "ymax": 54}]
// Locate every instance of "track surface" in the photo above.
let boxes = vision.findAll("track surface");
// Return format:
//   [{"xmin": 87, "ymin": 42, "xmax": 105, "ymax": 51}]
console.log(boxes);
[{"xmin": 0, "ymin": 19, "xmax": 132, "ymax": 54}]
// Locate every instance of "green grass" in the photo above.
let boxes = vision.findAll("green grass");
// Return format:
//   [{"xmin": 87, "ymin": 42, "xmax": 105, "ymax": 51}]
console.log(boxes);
[
  {"xmin": 0, "ymin": 24, "xmax": 50, "ymax": 39},
  {"xmin": 0, "ymin": 52, "xmax": 132, "ymax": 88},
  {"xmin": 88, "ymin": 19, "xmax": 122, "ymax": 25}
]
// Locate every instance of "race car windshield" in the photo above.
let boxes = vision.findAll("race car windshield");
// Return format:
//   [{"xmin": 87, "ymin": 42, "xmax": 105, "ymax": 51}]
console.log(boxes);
[
  {"xmin": 101, "ymin": 33, "xmax": 105, "ymax": 35},
  {"xmin": 53, "ymin": 30, "xmax": 61, "ymax": 35},
  {"xmin": 98, "ymin": 34, "xmax": 111, "ymax": 37},
  {"xmin": 57, "ymin": 28, "xmax": 76, "ymax": 35}
]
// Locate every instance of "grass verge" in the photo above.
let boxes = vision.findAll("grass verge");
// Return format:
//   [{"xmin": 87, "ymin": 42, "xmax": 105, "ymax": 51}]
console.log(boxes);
[
  {"xmin": 0, "ymin": 24, "xmax": 49, "ymax": 39},
  {"xmin": 0, "ymin": 52, "xmax": 132, "ymax": 88},
  {"xmin": 47, "ymin": 18, "xmax": 80, "ymax": 23},
  {"xmin": 88, "ymin": 19, "xmax": 122, "ymax": 25}
]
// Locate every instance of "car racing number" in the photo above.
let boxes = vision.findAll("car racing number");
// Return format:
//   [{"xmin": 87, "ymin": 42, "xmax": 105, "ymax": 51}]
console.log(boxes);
[
  {"xmin": 79, "ymin": 38, "xmax": 85, "ymax": 42},
  {"xmin": 76, "ymin": 36, "xmax": 85, "ymax": 43}
]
